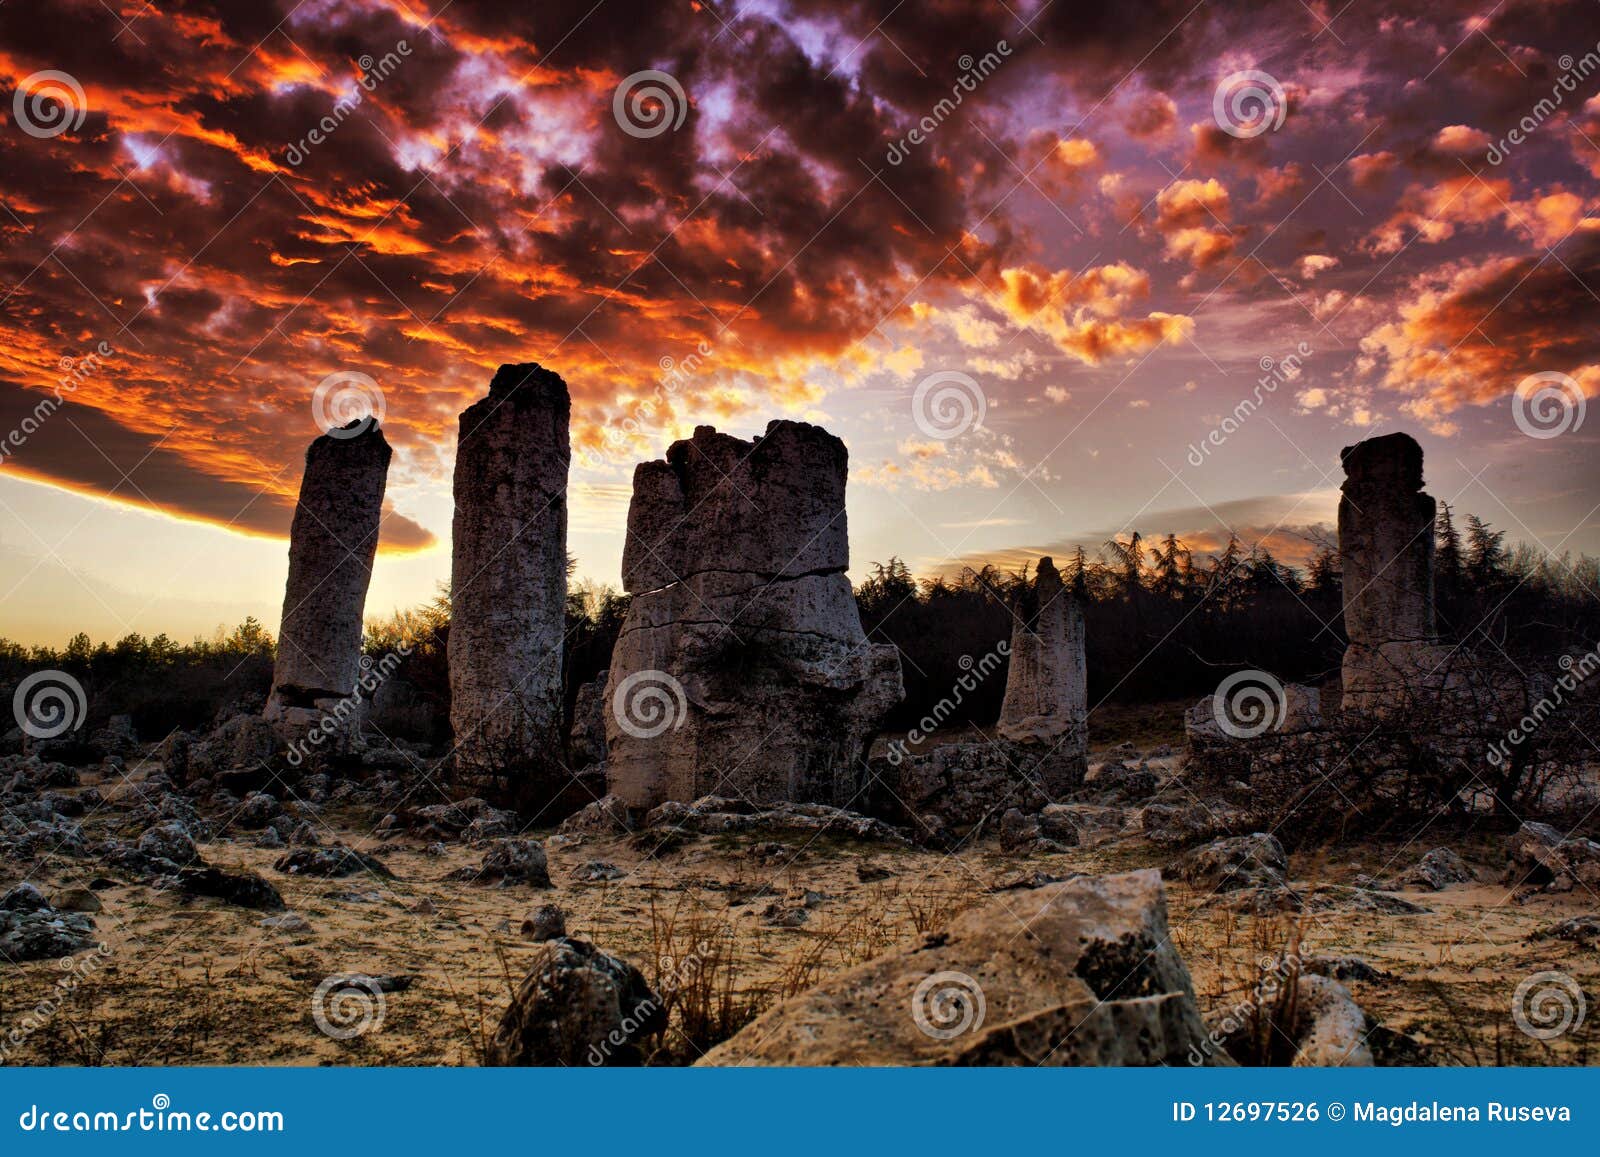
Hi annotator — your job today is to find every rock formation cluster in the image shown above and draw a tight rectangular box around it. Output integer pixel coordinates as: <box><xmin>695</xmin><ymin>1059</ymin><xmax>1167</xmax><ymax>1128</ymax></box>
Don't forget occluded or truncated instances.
<box><xmin>264</xmin><ymin>423</ymin><xmax>391</xmax><ymax>746</ymax></box>
<box><xmin>448</xmin><ymin>364</ymin><xmax>571</xmax><ymax>781</ymax></box>
<box><xmin>602</xmin><ymin>421</ymin><xmax>903</xmax><ymax>810</ymax></box>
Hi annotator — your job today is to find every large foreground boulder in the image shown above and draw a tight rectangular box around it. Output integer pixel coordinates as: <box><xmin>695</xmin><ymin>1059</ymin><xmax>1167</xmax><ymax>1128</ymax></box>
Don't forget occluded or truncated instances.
<box><xmin>697</xmin><ymin>869</ymin><xmax>1215</xmax><ymax>1066</ymax></box>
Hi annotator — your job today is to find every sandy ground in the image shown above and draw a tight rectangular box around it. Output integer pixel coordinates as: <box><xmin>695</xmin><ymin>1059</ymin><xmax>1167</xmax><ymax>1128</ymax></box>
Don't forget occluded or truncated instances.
<box><xmin>2</xmin><ymin>756</ymin><xmax>1596</xmax><ymax>1067</ymax></box>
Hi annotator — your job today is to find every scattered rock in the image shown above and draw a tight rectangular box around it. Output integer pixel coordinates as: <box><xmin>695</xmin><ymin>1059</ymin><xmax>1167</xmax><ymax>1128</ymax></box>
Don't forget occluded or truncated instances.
<box><xmin>1174</xmin><ymin>833</ymin><xmax>1288</xmax><ymax>893</ymax></box>
<box><xmin>451</xmin><ymin>839</ymin><xmax>551</xmax><ymax>887</ymax></box>
<box><xmin>698</xmin><ymin>869</ymin><xmax>1216</xmax><ymax>1066</ymax></box>
<box><xmin>0</xmin><ymin>906</ymin><xmax>98</xmax><ymax>962</ymax></box>
<box><xmin>486</xmin><ymin>938</ymin><xmax>665</xmax><ymax>1066</ymax></box>
<box><xmin>50</xmin><ymin>887</ymin><xmax>102</xmax><ymax>913</ymax></box>
<box><xmin>274</xmin><ymin>846</ymin><xmax>393</xmax><ymax>879</ymax></box>
<box><xmin>1529</xmin><ymin>915</ymin><xmax>1600</xmax><ymax>947</ymax></box>
<box><xmin>1305</xmin><ymin>885</ymin><xmax>1429</xmax><ymax>915</ymax></box>
<box><xmin>557</xmin><ymin>795</ymin><xmax>633</xmax><ymax>837</ymax></box>
<box><xmin>1504</xmin><ymin>821</ymin><xmax>1600</xmax><ymax>892</ymax></box>
<box><xmin>571</xmin><ymin>861</ymin><xmax>626</xmax><ymax>883</ymax></box>
<box><xmin>1291</xmin><ymin>975</ymin><xmax>1373</xmax><ymax>1066</ymax></box>
<box><xmin>136</xmin><ymin>820</ymin><xmax>201</xmax><ymax>868</ymax></box>
<box><xmin>258</xmin><ymin>912</ymin><xmax>310</xmax><ymax>932</ymax></box>
<box><xmin>1305</xmin><ymin>955</ymin><xmax>1392</xmax><ymax>983</ymax></box>
<box><xmin>998</xmin><ymin>807</ymin><xmax>1079</xmax><ymax>853</ymax></box>
<box><xmin>856</xmin><ymin>862</ymin><xmax>894</xmax><ymax>883</ymax></box>
<box><xmin>1398</xmin><ymin>847</ymin><xmax>1475</xmax><ymax>891</ymax></box>
<box><xmin>521</xmin><ymin>904</ymin><xmax>567</xmax><ymax>941</ymax></box>
<box><xmin>177</xmin><ymin>868</ymin><xmax>285</xmax><ymax>910</ymax></box>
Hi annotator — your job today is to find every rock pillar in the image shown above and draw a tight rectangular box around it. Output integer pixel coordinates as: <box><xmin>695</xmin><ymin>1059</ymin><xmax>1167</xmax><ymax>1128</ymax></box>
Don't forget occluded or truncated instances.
<box><xmin>996</xmin><ymin>556</ymin><xmax>1088</xmax><ymax>789</ymax></box>
<box><xmin>265</xmin><ymin>423</ymin><xmax>391</xmax><ymax>745</ymax></box>
<box><xmin>448</xmin><ymin>364</ymin><xmax>570</xmax><ymax>779</ymax></box>
<box><xmin>1338</xmin><ymin>432</ymin><xmax>1438</xmax><ymax>714</ymax></box>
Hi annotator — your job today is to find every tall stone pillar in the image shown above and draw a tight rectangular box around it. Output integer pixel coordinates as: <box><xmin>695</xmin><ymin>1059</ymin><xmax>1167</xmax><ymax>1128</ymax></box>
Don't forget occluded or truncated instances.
<box><xmin>996</xmin><ymin>556</ymin><xmax>1088</xmax><ymax>789</ymax></box>
<box><xmin>1338</xmin><ymin>432</ymin><xmax>1438</xmax><ymax>714</ymax></box>
<box><xmin>265</xmin><ymin>422</ymin><xmax>391</xmax><ymax>744</ymax></box>
<box><xmin>448</xmin><ymin>363</ymin><xmax>570</xmax><ymax>780</ymax></box>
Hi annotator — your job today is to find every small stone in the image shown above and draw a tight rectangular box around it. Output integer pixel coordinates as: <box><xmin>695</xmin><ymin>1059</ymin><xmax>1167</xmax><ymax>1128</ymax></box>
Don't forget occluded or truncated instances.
<box><xmin>570</xmin><ymin>861</ymin><xmax>627</xmax><ymax>883</ymax></box>
<box><xmin>521</xmin><ymin>904</ymin><xmax>567</xmax><ymax>941</ymax></box>
<box><xmin>259</xmin><ymin>912</ymin><xmax>310</xmax><ymax>932</ymax></box>
<box><xmin>51</xmin><ymin>888</ymin><xmax>102</xmax><ymax>913</ymax></box>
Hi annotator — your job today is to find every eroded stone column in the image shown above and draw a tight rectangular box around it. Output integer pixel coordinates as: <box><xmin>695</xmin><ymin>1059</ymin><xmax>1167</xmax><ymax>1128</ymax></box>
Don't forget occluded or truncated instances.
<box><xmin>1338</xmin><ymin>431</ymin><xmax>1438</xmax><ymax>714</ymax></box>
<box><xmin>996</xmin><ymin>556</ymin><xmax>1088</xmax><ymax>789</ymax></box>
<box><xmin>604</xmin><ymin>421</ymin><xmax>903</xmax><ymax>809</ymax></box>
<box><xmin>448</xmin><ymin>364</ymin><xmax>570</xmax><ymax>779</ymax></box>
<box><xmin>265</xmin><ymin>423</ymin><xmax>391</xmax><ymax>745</ymax></box>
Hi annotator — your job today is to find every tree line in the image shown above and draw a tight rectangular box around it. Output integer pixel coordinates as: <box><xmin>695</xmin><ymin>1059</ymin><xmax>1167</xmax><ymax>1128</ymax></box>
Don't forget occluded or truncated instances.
<box><xmin>4</xmin><ymin>506</ymin><xmax>1597</xmax><ymax>745</ymax></box>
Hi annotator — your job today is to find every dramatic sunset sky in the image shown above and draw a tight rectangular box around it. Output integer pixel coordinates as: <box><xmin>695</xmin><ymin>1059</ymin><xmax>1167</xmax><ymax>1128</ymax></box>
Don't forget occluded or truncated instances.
<box><xmin>2</xmin><ymin>0</ymin><xmax>1598</xmax><ymax>646</ymax></box>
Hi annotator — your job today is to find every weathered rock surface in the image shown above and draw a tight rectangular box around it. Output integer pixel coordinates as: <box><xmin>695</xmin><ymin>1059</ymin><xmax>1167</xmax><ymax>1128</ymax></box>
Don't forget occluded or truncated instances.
<box><xmin>1290</xmin><ymin>974</ymin><xmax>1374</xmax><ymax>1066</ymax></box>
<box><xmin>274</xmin><ymin>846</ymin><xmax>392</xmax><ymax>879</ymax></box>
<box><xmin>264</xmin><ymin>423</ymin><xmax>390</xmax><ymax>747</ymax></box>
<box><xmin>996</xmin><ymin>557</ymin><xmax>1087</xmax><ymax>791</ymax></box>
<box><xmin>604</xmin><ymin>422</ymin><xmax>902</xmax><ymax>809</ymax></box>
<box><xmin>886</xmin><ymin>739</ymin><xmax>1063</xmax><ymax>832</ymax></box>
<box><xmin>1338</xmin><ymin>433</ymin><xmax>1439</xmax><ymax>715</ymax></box>
<box><xmin>1174</xmin><ymin>833</ymin><xmax>1288</xmax><ymax>893</ymax></box>
<box><xmin>1397</xmin><ymin>847</ymin><xmax>1475</xmax><ymax>891</ymax></box>
<box><xmin>639</xmin><ymin>795</ymin><xmax>909</xmax><ymax>845</ymax></box>
<box><xmin>1504</xmin><ymin>820</ymin><xmax>1600</xmax><ymax>892</ymax></box>
<box><xmin>569</xmin><ymin>670</ymin><xmax>609</xmax><ymax>767</ymax></box>
<box><xmin>697</xmin><ymin>869</ymin><xmax>1216</xmax><ymax>1066</ymax></box>
<box><xmin>0</xmin><ymin>884</ymin><xmax>99</xmax><ymax>962</ymax></box>
<box><xmin>452</xmin><ymin>839</ymin><xmax>552</xmax><ymax>887</ymax></box>
<box><xmin>174</xmin><ymin>867</ymin><xmax>285</xmax><ymax>910</ymax></box>
<box><xmin>448</xmin><ymin>364</ymin><xmax>570</xmax><ymax>781</ymax></box>
<box><xmin>487</xmin><ymin>938</ymin><xmax>665</xmax><ymax>1066</ymax></box>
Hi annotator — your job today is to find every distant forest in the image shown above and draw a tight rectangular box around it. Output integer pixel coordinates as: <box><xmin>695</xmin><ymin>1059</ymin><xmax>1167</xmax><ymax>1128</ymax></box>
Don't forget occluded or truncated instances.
<box><xmin>4</xmin><ymin>505</ymin><xmax>1598</xmax><ymax>746</ymax></box>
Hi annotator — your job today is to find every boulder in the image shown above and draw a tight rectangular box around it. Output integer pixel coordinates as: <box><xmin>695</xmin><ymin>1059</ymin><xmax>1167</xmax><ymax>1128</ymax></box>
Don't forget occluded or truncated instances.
<box><xmin>136</xmin><ymin>820</ymin><xmax>201</xmax><ymax>868</ymax></box>
<box><xmin>274</xmin><ymin>846</ymin><xmax>392</xmax><ymax>878</ymax></box>
<box><xmin>1397</xmin><ymin>847</ymin><xmax>1475</xmax><ymax>891</ymax></box>
<box><xmin>1290</xmin><ymin>975</ymin><xmax>1373</xmax><ymax>1066</ymax></box>
<box><xmin>487</xmin><ymin>938</ymin><xmax>665</xmax><ymax>1066</ymax></box>
<box><xmin>697</xmin><ymin>869</ymin><xmax>1216</xmax><ymax>1066</ymax></box>
<box><xmin>452</xmin><ymin>839</ymin><xmax>551</xmax><ymax>887</ymax></box>
<box><xmin>1174</xmin><ymin>833</ymin><xmax>1288</xmax><ymax>893</ymax></box>
<box><xmin>176</xmin><ymin>868</ymin><xmax>285</xmax><ymax>910</ymax></box>
<box><xmin>1504</xmin><ymin>821</ymin><xmax>1600</xmax><ymax>892</ymax></box>
<box><xmin>522</xmin><ymin>904</ymin><xmax>567</xmax><ymax>941</ymax></box>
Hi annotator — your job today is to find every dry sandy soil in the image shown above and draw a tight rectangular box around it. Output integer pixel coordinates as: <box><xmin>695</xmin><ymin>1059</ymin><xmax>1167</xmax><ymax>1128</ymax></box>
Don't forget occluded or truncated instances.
<box><xmin>2</xmin><ymin>750</ymin><xmax>1596</xmax><ymax>1067</ymax></box>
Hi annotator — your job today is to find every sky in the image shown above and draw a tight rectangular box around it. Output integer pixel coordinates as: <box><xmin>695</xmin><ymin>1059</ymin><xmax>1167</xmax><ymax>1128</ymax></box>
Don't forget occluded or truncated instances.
<box><xmin>1</xmin><ymin>0</ymin><xmax>1598</xmax><ymax>647</ymax></box>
